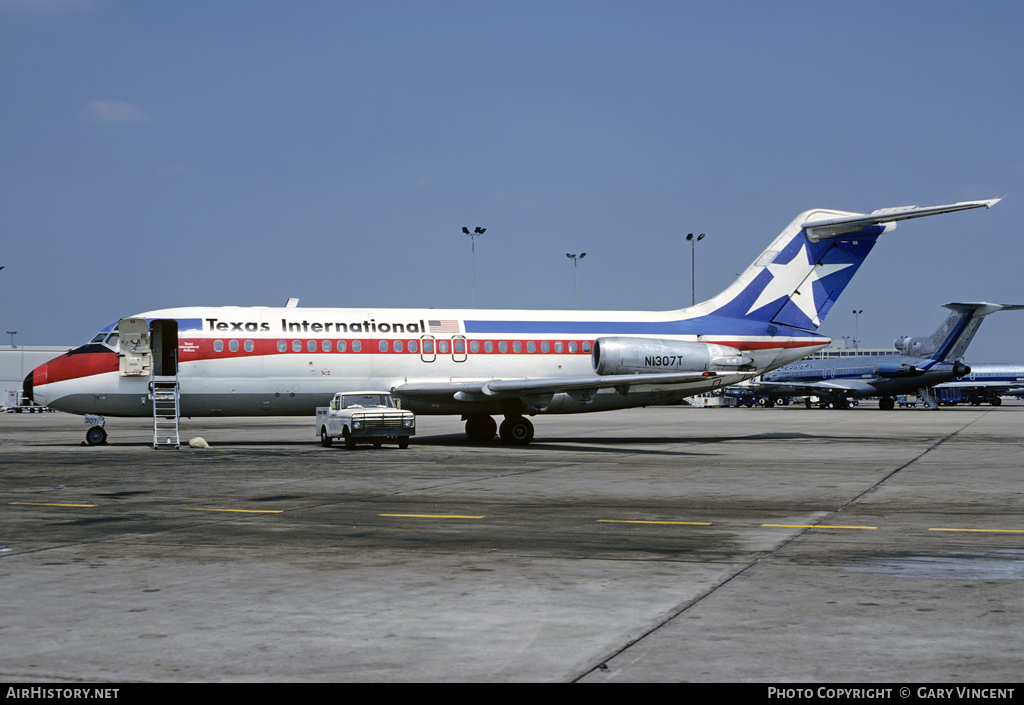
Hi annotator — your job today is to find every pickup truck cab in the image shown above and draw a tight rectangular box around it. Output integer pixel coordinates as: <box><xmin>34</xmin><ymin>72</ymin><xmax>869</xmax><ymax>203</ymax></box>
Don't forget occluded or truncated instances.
<box><xmin>316</xmin><ymin>391</ymin><xmax>415</xmax><ymax>449</ymax></box>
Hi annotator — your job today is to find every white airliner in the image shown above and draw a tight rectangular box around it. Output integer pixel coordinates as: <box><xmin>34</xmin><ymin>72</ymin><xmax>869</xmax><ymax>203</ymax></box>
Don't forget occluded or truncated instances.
<box><xmin>25</xmin><ymin>198</ymin><xmax>999</xmax><ymax>445</ymax></box>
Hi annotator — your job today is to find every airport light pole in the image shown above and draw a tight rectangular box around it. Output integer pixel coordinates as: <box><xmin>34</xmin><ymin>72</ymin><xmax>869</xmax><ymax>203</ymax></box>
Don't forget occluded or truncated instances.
<box><xmin>686</xmin><ymin>233</ymin><xmax>705</xmax><ymax>306</ymax></box>
<box><xmin>462</xmin><ymin>227</ymin><xmax>486</xmax><ymax>307</ymax></box>
<box><xmin>566</xmin><ymin>253</ymin><xmax>586</xmax><ymax>308</ymax></box>
<box><xmin>853</xmin><ymin>309</ymin><xmax>863</xmax><ymax>349</ymax></box>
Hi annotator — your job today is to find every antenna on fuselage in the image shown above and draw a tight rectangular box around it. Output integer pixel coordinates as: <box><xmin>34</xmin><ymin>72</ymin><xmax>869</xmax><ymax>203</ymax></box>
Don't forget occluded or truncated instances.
<box><xmin>285</xmin><ymin>298</ymin><xmax>299</xmax><ymax>308</ymax></box>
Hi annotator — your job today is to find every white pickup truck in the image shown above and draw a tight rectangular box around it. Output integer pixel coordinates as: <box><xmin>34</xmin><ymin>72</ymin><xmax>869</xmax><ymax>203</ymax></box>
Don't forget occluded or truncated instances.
<box><xmin>316</xmin><ymin>391</ymin><xmax>415</xmax><ymax>449</ymax></box>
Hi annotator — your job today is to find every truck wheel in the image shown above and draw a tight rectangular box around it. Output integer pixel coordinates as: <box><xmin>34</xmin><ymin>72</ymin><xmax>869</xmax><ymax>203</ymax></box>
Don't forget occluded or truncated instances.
<box><xmin>398</xmin><ymin>437</ymin><xmax>409</xmax><ymax>449</ymax></box>
<box><xmin>344</xmin><ymin>431</ymin><xmax>356</xmax><ymax>450</ymax></box>
<box><xmin>320</xmin><ymin>427</ymin><xmax>332</xmax><ymax>447</ymax></box>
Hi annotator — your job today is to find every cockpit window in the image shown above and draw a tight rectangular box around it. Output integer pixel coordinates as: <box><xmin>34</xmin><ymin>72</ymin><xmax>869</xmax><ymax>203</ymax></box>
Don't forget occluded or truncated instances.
<box><xmin>89</xmin><ymin>331</ymin><xmax>120</xmax><ymax>351</ymax></box>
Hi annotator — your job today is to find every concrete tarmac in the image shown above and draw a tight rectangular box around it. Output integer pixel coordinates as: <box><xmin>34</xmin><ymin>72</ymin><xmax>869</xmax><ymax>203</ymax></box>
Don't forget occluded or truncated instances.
<box><xmin>1</xmin><ymin>403</ymin><xmax>1022</xmax><ymax>683</ymax></box>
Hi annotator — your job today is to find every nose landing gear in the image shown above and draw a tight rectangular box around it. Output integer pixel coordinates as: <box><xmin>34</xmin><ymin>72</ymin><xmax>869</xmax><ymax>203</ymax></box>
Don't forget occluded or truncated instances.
<box><xmin>85</xmin><ymin>426</ymin><xmax>108</xmax><ymax>445</ymax></box>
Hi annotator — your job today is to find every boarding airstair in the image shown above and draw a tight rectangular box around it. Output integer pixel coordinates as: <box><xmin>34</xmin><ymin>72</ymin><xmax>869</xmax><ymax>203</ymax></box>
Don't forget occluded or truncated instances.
<box><xmin>916</xmin><ymin>386</ymin><xmax>939</xmax><ymax>411</ymax></box>
<box><xmin>151</xmin><ymin>352</ymin><xmax>181</xmax><ymax>449</ymax></box>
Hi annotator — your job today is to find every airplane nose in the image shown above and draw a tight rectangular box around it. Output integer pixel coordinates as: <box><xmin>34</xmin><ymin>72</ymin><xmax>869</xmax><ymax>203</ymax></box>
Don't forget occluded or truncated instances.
<box><xmin>23</xmin><ymin>370</ymin><xmax>36</xmax><ymax>405</ymax></box>
<box><xmin>25</xmin><ymin>348</ymin><xmax>118</xmax><ymax>410</ymax></box>
<box><xmin>24</xmin><ymin>362</ymin><xmax>49</xmax><ymax>405</ymax></box>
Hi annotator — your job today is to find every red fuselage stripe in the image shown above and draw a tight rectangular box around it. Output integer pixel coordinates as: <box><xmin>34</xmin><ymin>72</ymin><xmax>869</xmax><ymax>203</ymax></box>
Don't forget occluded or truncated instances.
<box><xmin>35</xmin><ymin>336</ymin><xmax>826</xmax><ymax>385</ymax></box>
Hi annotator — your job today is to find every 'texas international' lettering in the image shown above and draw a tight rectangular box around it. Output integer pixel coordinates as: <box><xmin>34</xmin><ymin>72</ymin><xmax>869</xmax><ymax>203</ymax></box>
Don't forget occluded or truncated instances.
<box><xmin>204</xmin><ymin>318</ymin><xmax>429</xmax><ymax>335</ymax></box>
<box><xmin>205</xmin><ymin>319</ymin><xmax>270</xmax><ymax>333</ymax></box>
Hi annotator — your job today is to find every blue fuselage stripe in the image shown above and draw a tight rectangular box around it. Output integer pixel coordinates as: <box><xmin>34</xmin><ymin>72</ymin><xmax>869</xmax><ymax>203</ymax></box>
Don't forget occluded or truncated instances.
<box><xmin>463</xmin><ymin>316</ymin><xmax>819</xmax><ymax>338</ymax></box>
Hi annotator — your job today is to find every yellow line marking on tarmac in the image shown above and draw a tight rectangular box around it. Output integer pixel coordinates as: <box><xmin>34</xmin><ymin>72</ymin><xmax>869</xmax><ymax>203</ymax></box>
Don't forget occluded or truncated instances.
<box><xmin>188</xmin><ymin>508</ymin><xmax>283</xmax><ymax>514</ymax></box>
<box><xmin>763</xmin><ymin>524</ymin><xmax>877</xmax><ymax>530</ymax></box>
<box><xmin>379</xmin><ymin>514</ymin><xmax>484</xmax><ymax>519</ymax></box>
<box><xmin>598</xmin><ymin>519</ymin><xmax>712</xmax><ymax>526</ymax></box>
<box><xmin>928</xmin><ymin>527</ymin><xmax>1024</xmax><ymax>534</ymax></box>
<box><xmin>10</xmin><ymin>502</ymin><xmax>98</xmax><ymax>508</ymax></box>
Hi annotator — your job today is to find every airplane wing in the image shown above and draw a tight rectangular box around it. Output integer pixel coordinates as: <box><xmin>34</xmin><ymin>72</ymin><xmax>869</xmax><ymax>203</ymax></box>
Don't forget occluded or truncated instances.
<box><xmin>393</xmin><ymin>371</ymin><xmax>723</xmax><ymax>401</ymax></box>
<box><xmin>802</xmin><ymin>198</ymin><xmax>1002</xmax><ymax>240</ymax></box>
<box><xmin>745</xmin><ymin>379</ymin><xmax>879</xmax><ymax>397</ymax></box>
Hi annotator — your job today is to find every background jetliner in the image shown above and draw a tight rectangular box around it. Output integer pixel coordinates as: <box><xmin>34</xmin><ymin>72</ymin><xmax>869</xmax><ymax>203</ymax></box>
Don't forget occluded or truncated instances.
<box><xmin>929</xmin><ymin>363</ymin><xmax>1024</xmax><ymax>406</ymax></box>
<box><xmin>739</xmin><ymin>301</ymin><xmax>1022</xmax><ymax>409</ymax></box>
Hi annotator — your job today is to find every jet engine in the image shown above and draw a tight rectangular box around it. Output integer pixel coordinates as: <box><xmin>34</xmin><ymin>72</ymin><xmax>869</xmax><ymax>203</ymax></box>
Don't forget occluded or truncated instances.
<box><xmin>592</xmin><ymin>337</ymin><xmax>753</xmax><ymax>375</ymax></box>
<box><xmin>874</xmin><ymin>362</ymin><xmax>922</xmax><ymax>377</ymax></box>
<box><xmin>875</xmin><ymin>361</ymin><xmax>970</xmax><ymax>378</ymax></box>
<box><xmin>894</xmin><ymin>336</ymin><xmax>921</xmax><ymax>354</ymax></box>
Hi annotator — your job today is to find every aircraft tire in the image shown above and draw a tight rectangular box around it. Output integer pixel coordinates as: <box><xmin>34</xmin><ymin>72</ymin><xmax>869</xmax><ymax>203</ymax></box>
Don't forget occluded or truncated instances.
<box><xmin>465</xmin><ymin>415</ymin><xmax>497</xmax><ymax>442</ymax></box>
<box><xmin>320</xmin><ymin>427</ymin><xmax>333</xmax><ymax>447</ymax></box>
<box><xmin>499</xmin><ymin>417</ymin><xmax>534</xmax><ymax>445</ymax></box>
<box><xmin>85</xmin><ymin>426</ymin><xmax>107</xmax><ymax>446</ymax></box>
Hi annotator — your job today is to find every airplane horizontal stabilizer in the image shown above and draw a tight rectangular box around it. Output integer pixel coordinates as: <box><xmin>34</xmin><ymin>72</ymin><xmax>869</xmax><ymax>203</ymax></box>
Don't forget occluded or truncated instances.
<box><xmin>802</xmin><ymin>198</ymin><xmax>1001</xmax><ymax>240</ymax></box>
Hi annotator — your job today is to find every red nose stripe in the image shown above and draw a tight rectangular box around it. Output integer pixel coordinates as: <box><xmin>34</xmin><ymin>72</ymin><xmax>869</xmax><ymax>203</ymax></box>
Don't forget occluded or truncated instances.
<box><xmin>36</xmin><ymin>350</ymin><xmax>118</xmax><ymax>386</ymax></box>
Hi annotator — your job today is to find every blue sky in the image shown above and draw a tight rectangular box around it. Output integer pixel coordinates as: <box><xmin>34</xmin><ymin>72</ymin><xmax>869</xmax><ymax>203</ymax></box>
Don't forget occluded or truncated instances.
<box><xmin>2</xmin><ymin>0</ymin><xmax>1022</xmax><ymax>361</ymax></box>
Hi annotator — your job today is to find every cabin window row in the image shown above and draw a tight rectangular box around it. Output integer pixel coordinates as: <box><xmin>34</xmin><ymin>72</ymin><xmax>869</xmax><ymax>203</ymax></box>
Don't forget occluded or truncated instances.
<box><xmin>209</xmin><ymin>339</ymin><xmax>592</xmax><ymax>354</ymax></box>
<box><xmin>211</xmin><ymin>340</ymin><xmax>256</xmax><ymax>353</ymax></box>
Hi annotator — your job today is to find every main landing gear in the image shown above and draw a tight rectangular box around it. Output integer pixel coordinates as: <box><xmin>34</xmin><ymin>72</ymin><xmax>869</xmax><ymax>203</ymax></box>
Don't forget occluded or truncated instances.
<box><xmin>464</xmin><ymin>414</ymin><xmax>534</xmax><ymax>445</ymax></box>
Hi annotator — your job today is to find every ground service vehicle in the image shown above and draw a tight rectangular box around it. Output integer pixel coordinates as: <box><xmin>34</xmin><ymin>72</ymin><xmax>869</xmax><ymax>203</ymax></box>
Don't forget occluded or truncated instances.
<box><xmin>316</xmin><ymin>391</ymin><xmax>414</xmax><ymax>449</ymax></box>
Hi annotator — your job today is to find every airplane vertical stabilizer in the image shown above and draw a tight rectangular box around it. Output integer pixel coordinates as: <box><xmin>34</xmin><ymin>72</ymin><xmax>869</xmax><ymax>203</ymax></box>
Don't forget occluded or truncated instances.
<box><xmin>895</xmin><ymin>303</ymin><xmax>1024</xmax><ymax>362</ymax></box>
<box><xmin>697</xmin><ymin>199</ymin><xmax>1001</xmax><ymax>333</ymax></box>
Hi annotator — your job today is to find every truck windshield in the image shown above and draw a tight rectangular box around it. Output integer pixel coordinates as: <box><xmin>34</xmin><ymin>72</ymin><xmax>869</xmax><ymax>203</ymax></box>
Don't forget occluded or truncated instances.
<box><xmin>343</xmin><ymin>394</ymin><xmax>394</xmax><ymax>409</ymax></box>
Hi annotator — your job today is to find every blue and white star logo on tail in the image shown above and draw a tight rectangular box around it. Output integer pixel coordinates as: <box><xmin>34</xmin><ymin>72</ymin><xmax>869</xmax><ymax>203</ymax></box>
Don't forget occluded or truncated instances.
<box><xmin>745</xmin><ymin>243</ymin><xmax>853</xmax><ymax>327</ymax></box>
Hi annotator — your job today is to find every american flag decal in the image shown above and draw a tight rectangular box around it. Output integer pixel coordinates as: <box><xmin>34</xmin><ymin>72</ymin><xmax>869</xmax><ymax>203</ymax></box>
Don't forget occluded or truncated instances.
<box><xmin>428</xmin><ymin>319</ymin><xmax>461</xmax><ymax>334</ymax></box>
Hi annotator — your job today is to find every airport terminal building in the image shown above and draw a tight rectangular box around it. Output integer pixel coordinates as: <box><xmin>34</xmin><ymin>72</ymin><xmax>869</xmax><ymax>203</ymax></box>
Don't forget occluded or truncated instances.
<box><xmin>1</xmin><ymin>345</ymin><xmax>71</xmax><ymax>409</ymax></box>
